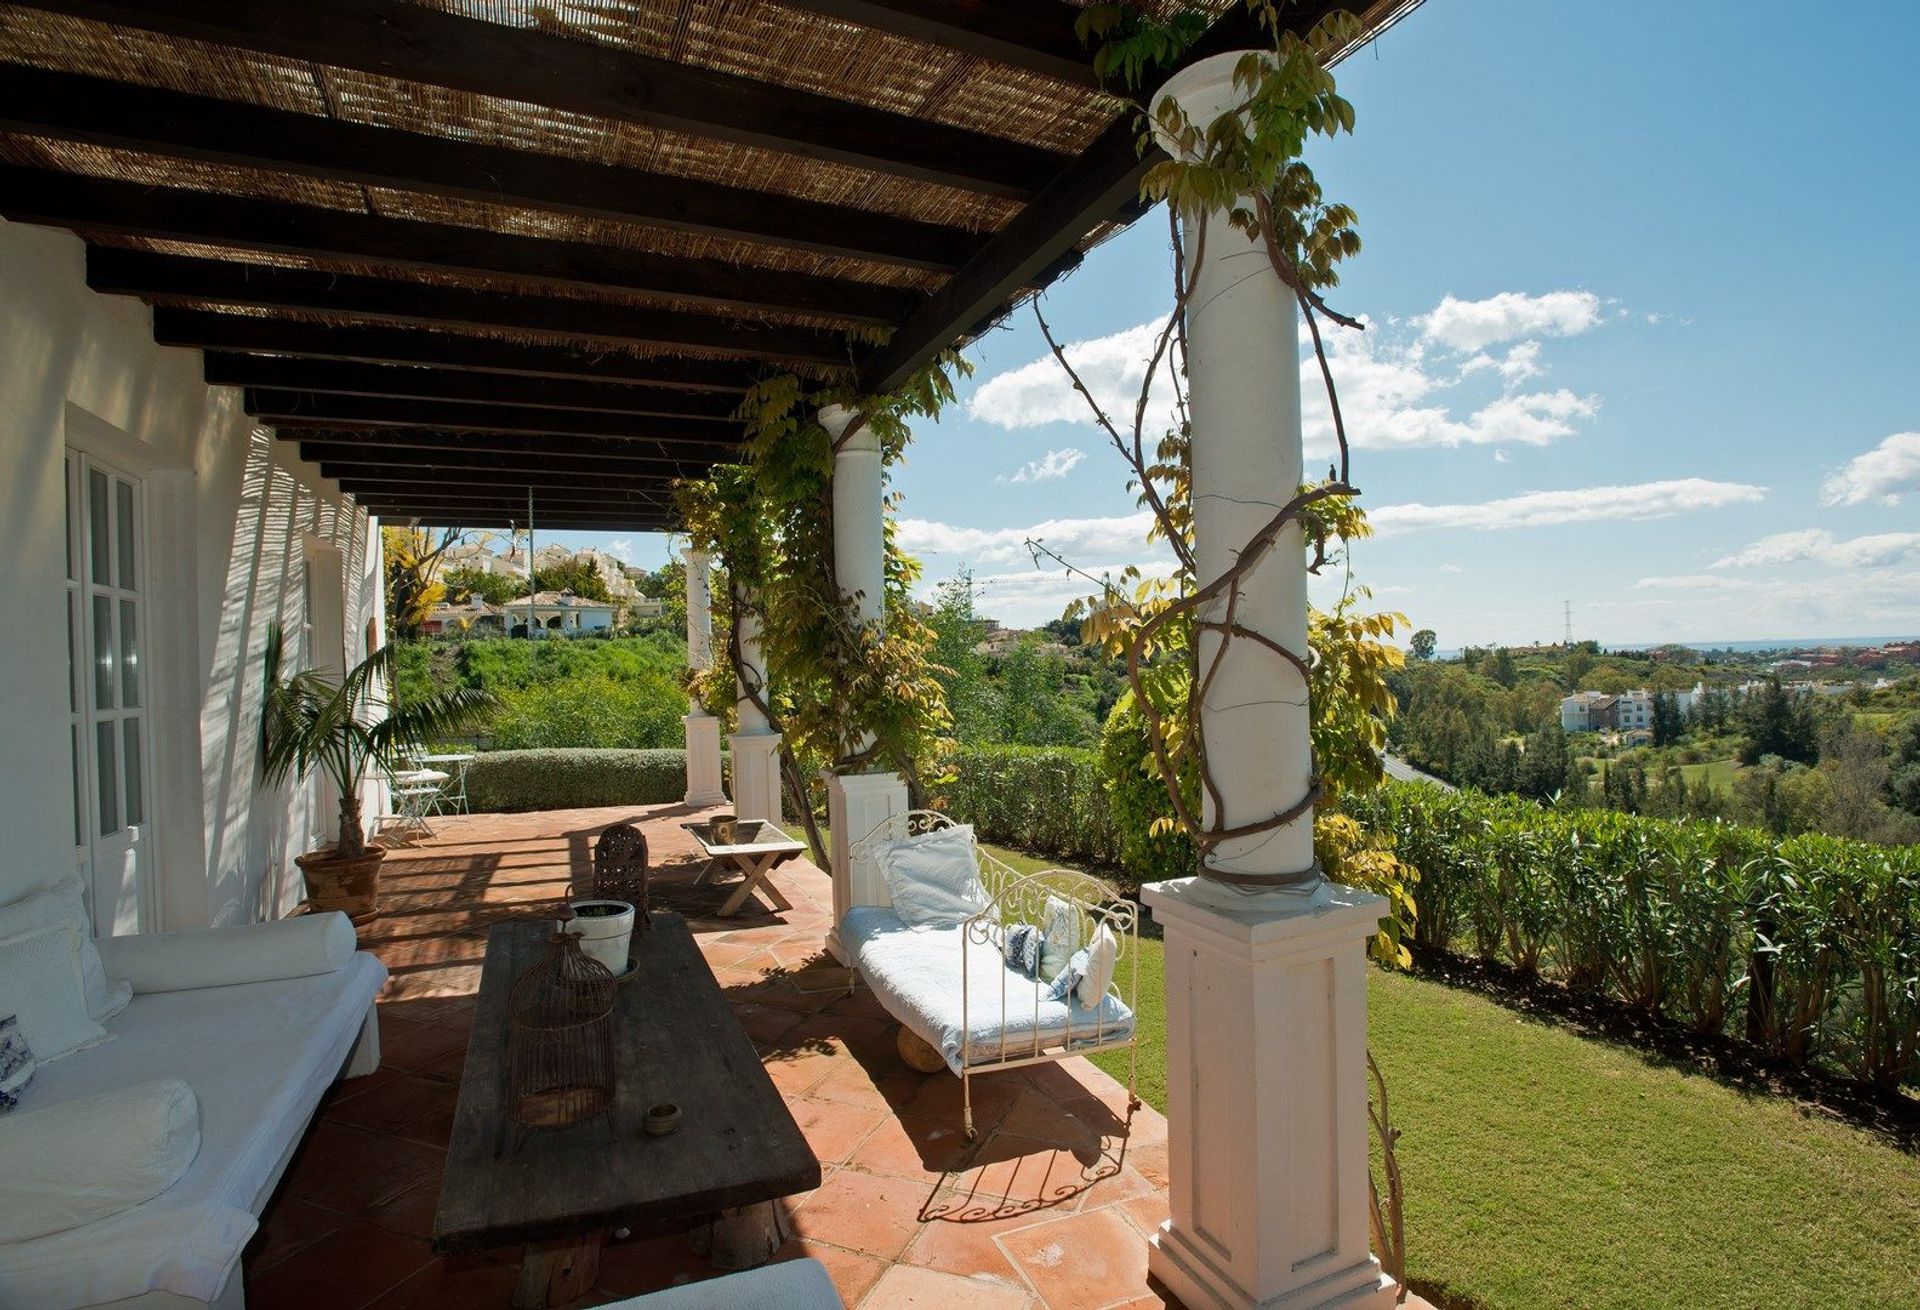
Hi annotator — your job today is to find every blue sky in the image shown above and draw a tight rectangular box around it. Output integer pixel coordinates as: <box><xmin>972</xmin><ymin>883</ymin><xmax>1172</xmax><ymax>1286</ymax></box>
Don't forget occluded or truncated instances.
<box><xmin>544</xmin><ymin>0</ymin><xmax>1920</xmax><ymax>648</ymax></box>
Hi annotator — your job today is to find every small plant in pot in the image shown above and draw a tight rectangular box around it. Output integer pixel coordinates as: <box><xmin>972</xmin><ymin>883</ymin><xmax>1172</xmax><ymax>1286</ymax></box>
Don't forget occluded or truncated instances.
<box><xmin>260</xmin><ymin>625</ymin><xmax>493</xmax><ymax>925</ymax></box>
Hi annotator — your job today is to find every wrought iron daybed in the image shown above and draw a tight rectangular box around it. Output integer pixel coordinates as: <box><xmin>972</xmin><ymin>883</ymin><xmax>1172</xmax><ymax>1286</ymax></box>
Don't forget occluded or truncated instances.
<box><xmin>845</xmin><ymin>811</ymin><xmax>1141</xmax><ymax>1138</ymax></box>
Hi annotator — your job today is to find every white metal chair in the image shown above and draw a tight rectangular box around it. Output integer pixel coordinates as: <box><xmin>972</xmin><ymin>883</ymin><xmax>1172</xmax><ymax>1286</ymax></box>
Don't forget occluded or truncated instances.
<box><xmin>373</xmin><ymin>765</ymin><xmax>447</xmax><ymax>841</ymax></box>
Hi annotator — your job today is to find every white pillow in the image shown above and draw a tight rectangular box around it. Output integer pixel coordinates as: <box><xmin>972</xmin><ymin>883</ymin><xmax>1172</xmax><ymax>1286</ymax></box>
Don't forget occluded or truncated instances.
<box><xmin>1075</xmin><ymin>923</ymin><xmax>1120</xmax><ymax>1010</ymax></box>
<box><xmin>877</xmin><ymin>825</ymin><xmax>990</xmax><ymax>927</ymax></box>
<box><xmin>1038</xmin><ymin>895</ymin><xmax>1082</xmax><ymax>980</ymax></box>
<box><xmin>0</xmin><ymin>1078</ymin><xmax>201</xmax><ymax>1242</ymax></box>
<box><xmin>0</xmin><ymin>925</ymin><xmax>106</xmax><ymax>1063</ymax></box>
<box><xmin>0</xmin><ymin>878</ymin><xmax>130</xmax><ymax>1023</ymax></box>
<box><xmin>96</xmin><ymin>911</ymin><xmax>357</xmax><ymax>994</ymax></box>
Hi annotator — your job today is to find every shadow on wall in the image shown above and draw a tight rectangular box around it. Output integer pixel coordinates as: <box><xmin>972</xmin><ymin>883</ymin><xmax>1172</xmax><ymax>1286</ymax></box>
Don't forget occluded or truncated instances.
<box><xmin>198</xmin><ymin>424</ymin><xmax>368</xmax><ymax>927</ymax></box>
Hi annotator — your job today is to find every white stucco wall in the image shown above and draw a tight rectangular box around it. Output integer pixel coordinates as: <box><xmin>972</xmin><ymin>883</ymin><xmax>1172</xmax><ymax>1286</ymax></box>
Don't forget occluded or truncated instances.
<box><xmin>0</xmin><ymin>220</ymin><xmax>382</xmax><ymax>931</ymax></box>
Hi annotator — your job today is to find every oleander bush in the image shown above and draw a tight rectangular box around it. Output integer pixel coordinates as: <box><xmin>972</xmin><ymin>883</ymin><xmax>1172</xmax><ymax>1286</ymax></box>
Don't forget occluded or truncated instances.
<box><xmin>1346</xmin><ymin>782</ymin><xmax>1920</xmax><ymax>1087</ymax></box>
<box><xmin>934</xmin><ymin>745</ymin><xmax>1125</xmax><ymax>872</ymax></box>
<box><xmin>466</xmin><ymin>748</ymin><xmax>698</xmax><ymax>813</ymax></box>
<box><xmin>486</xmin><ymin>672</ymin><xmax>687</xmax><ymax>751</ymax></box>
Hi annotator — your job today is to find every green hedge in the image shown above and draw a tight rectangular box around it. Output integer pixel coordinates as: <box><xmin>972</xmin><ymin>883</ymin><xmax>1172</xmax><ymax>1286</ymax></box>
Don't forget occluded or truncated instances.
<box><xmin>466</xmin><ymin>748</ymin><xmax>706</xmax><ymax>813</ymax></box>
<box><xmin>934</xmin><ymin>745</ymin><xmax>1125</xmax><ymax>872</ymax></box>
<box><xmin>1347</xmin><ymin>782</ymin><xmax>1920</xmax><ymax>1088</ymax></box>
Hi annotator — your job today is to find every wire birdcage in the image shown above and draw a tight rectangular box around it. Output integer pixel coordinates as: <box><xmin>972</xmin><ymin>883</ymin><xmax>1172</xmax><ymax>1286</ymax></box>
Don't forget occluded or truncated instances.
<box><xmin>593</xmin><ymin>821</ymin><xmax>651</xmax><ymax>923</ymax></box>
<box><xmin>507</xmin><ymin>930</ymin><xmax>616</xmax><ymax>1130</ymax></box>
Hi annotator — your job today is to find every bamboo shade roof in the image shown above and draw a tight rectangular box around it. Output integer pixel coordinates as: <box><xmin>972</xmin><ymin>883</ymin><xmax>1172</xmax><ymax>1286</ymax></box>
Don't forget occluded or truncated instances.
<box><xmin>0</xmin><ymin>0</ymin><xmax>1421</xmax><ymax>529</ymax></box>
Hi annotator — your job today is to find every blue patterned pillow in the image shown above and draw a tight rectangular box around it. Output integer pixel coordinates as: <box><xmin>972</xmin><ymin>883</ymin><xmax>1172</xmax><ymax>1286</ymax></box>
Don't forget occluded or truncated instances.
<box><xmin>1001</xmin><ymin>923</ymin><xmax>1045</xmax><ymax>977</ymax></box>
<box><xmin>0</xmin><ymin>1014</ymin><xmax>34</xmax><ymax>1113</ymax></box>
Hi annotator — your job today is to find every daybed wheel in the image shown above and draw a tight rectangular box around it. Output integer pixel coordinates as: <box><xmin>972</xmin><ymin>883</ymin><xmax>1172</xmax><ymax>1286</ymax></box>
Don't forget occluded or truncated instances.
<box><xmin>895</xmin><ymin>1025</ymin><xmax>946</xmax><ymax>1074</ymax></box>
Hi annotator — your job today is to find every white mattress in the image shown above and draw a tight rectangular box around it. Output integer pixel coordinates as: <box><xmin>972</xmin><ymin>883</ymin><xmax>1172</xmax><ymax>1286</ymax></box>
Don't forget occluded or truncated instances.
<box><xmin>0</xmin><ymin>951</ymin><xmax>387</xmax><ymax>1309</ymax></box>
<box><xmin>843</xmin><ymin>907</ymin><xmax>1134</xmax><ymax>1077</ymax></box>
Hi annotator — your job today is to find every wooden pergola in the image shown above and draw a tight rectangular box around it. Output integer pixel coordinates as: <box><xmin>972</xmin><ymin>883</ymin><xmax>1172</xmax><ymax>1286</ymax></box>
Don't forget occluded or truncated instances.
<box><xmin>0</xmin><ymin>0</ymin><xmax>1415</xmax><ymax>532</ymax></box>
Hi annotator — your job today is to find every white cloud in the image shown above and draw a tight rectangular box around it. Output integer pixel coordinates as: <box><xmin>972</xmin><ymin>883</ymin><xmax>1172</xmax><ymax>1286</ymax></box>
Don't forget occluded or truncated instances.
<box><xmin>1000</xmin><ymin>447</ymin><xmax>1086</xmax><ymax>484</ymax></box>
<box><xmin>1620</xmin><ymin>569</ymin><xmax>1920</xmax><ymax>633</ymax></box>
<box><xmin>1298</xmin><ymin>321</ymin><xmax>1597</xmax><ymax>457</ymax></box>
<box><xmin>966</xmin><ymin>319</ymin><xmax>1172</xmax><ymax>431</ymax></box>
<box><xmin>965</xmin><ymin>296</ymin><xmax>1607</xmax><ymax>460</ymax></box>
<box><xmin>1713</xmin><ymin>528</ymin><xmax>1920</xmax><ymax>569</ymax></box>
<box><xmin>1371</xmin><ymin>478</ymin><xmax>1766</xmax><ymax>535</ymax></box>
<box><xmin>1418</xmin><ymin>290</ymin><xmax>1603</xmax><ymax>352</ymax></box>
<box><xmin>1820</xmin><ymin>432</ymin><xmax>1920</xmax><ymax>507</ymax></box>
<box><xmin>1440</xmin><ymin>564</ymin><xmax>1464</xmax><ymax>574</ymax></box>
<box><xmin>896</xmin><ymin>510</ymin><xmax>1161</xmax><ymax>568</ymax></box>
<box><xmin>604</xmin><ymin>537</ymin><xmax>633</xmax><ymax>562</ymax></box>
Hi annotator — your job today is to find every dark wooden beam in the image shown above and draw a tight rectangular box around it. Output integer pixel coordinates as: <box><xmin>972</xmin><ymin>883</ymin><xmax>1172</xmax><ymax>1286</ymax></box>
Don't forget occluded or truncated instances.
<box><xmin>17</xmin><ymin>0</ymin><xmax>1066</xmax><ymax>198</ymax></box>
<box><xmin>89</xmin><ymin>249</ymin><xmax>850</xmax><ymax>365</ymax></box>
<box><xmin>0</xmin><ymin>66</ymin><xmax>984</xmax><ymax>272</ymax></box>
<box><xmin>155</xmin><ymin>311</ymin><xmax>756</xmax><ymax>390</ymax></box>
<box><xmin>206</xmin><ymin>355</ymin><xmax>742</xmax><ymax>420</ymax></box>
<box><xmin>2</xmin><ymin>167</ymin><xmax>911</xmax><ymax>325</ymax></box>
<box><xmin>779</xmin><ymin>0</ymin><xmax>1098</xmax><ymax>87</ymax></box>
<box><xmin>856</xmin><ymin>2</ymin><xmax>1352</xmax><ymax>393</ymax></box>
<box><xmin>342</xmin><ymin>481</ymin><xmax>671</xmax><ymax>508</ymax></box>
<box><xmin>319</xmin><ymin>462</ymin><xmax>680</xmax><ymax>491</ymax></box>
<box><xmin>298</xmin><ymin>442</ymin><xmax>714</xmax><ymax>477</ymax></box>
<box><xmin>404</xmin><ymin>514</ymin><xmax>673</xmax><ymax>529</ymax></box>
<box><xmin>247</xmin><ymin>390</ymin><xmax>740</xmax><ymax>442</ymax></box>
<box><xmin>274</xmin><ymin>427</ymin><xmax>741</xmax><ymax>463</ymax></box>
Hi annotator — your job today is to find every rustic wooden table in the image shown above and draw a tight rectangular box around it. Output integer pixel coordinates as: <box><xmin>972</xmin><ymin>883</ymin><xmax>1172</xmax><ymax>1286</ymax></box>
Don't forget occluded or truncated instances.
<box><xmin>431</xmin><ymin>915</ymin><xmax>820</xmax><ymax>1308</ymax></box>
<box><xmin>680</xmin><ymin>819</ymin><xmax>807</xmax><ymax>917</ymax></box>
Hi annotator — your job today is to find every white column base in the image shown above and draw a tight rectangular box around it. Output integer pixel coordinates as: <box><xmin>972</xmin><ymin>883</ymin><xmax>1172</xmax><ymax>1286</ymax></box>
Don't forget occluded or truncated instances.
<box><xmin>729</xmin><ymin>730</ymin><xmax>784</xmax><ymax>824</ymax></box>
<box><xmin>1142</xmin><ymin>876</ymin><xmax>1396</xmax><ymax>1310</ymax></box>
<box><xmin>682</xmin><ymin>712</ymin><xmax>728</xmax><ymax>807</ymax></box>
<box><xmin>822</xmin><ymin>770</ymin><xmax>907</xmax><ymax>965</ymax></box>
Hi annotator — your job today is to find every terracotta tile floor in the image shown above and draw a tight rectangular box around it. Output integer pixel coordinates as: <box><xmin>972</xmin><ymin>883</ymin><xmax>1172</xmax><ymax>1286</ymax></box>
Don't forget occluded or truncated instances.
<box><xmin>247</xmin><ymin>803</ymin><xmax>1181</xmax><ymax>1310</ymax></box>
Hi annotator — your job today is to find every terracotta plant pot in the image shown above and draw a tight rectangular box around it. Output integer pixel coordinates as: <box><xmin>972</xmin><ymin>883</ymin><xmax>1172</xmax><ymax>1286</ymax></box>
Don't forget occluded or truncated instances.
<box><xmin>295</xmin><ymin>847</ymin><xmax>386</xmax><ymax>925</ymax></box>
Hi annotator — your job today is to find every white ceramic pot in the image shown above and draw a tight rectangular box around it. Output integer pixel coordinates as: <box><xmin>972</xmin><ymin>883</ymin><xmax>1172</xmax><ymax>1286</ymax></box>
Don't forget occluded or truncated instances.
<box><xmin>562</xmin><ymin>900</ymin><xmax>635</xmax><ymax>976</ymax></box>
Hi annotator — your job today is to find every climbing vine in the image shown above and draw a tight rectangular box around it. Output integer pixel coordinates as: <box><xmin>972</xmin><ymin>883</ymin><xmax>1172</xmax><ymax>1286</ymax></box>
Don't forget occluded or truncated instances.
<box><xmin>1023</xmin><ymin>2</ymin><xmax>1416</xmax><ymax>956</ymax></box>
<box><xmin>676</xmin><ymin>359</ymin><xmax>968</xmax><ymax>860</ymax></box>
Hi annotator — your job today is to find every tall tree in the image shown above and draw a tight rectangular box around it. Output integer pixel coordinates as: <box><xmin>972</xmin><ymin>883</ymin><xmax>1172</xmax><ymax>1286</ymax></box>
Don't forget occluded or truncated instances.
<box><xmin>1408</xmin><ymin>628</ymin><xmax>1437</xmax><ymax>661</ymax></box>
<box><xmin>382</xmin><ymin>526</ymin><xmax>463</xmax><ymax>641</ymax></box>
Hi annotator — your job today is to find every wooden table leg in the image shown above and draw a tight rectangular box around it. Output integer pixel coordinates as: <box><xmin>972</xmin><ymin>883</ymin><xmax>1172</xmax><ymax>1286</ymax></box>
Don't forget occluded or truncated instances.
<box><xmin>688</xmin><ymin>1200</ymin><xmax>790</xmax><ymax>1270</ymax></box>
<box><xmin>717</xmin><ymin>853</ymin><xmax>791</xmax><ymax>916</ymax></box>
<box><xmin>514</xmin><ymin>1231</ymin><xmax>603</xmax><ymax>1309</ymax></box>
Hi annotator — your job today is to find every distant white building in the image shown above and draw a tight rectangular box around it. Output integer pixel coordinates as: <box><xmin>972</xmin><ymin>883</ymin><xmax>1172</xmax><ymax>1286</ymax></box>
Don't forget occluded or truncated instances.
<box><xmin>505</xmin><ymin>591</ymin><xmax>616</xmax><ymax>635</ymax></box>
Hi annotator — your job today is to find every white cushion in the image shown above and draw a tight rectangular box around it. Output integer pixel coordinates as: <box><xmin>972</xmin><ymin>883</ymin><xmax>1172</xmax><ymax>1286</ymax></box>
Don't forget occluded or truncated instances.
<box><xmin>1076</xmin><ymin>923</ymin><xmax>1120</xmax><ymax>1010</ymax></box>
<box><xmin>96</xmin><ymin>912</ymin><xmax>357</xmax><ymax>993</ymax></box>
<box><xmin>0</xmin><ymin>925</ymin><xmax>105</xmax><ymax>1063</ymax></box>
<box><xmin>597</xmin><ymin>1256</ymin><xmax>844</xmax><ymax>1308</ymax></box>
<box><xmin>877</xmin><ymin>825</ymin><xmax>990</xmax><ymax>928</ymax></box>
<box><xmin>0</xmin><ymin>878</ymin><xmax>130</xmax><ymax>1024</ymax></box>
<box><xmin>0</xmin><ymin>952</ymin><xmax>387</xmax><ymax>1308</ymax></box>
<box><xmin>1038</xmin><ymin>894</ymin><xmax>1081</xmax><ymax>980</ymax></box>
<box><xmin>0</xmin><ymin>1078</ymin><xmax>200</xmax><ymax>1243</ymax></box>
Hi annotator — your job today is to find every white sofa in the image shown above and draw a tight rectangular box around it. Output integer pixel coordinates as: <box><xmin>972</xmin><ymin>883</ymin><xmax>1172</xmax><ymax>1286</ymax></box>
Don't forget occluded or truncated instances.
<box><xmin>0</xmin><ymin>914</ymin><xmax>386</xmax><ymax>1310</ymax></box>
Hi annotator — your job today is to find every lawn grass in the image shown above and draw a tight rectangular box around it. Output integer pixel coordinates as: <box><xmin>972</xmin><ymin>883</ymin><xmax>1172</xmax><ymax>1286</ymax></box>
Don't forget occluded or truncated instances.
<box><xmin>961</xmin><ymin>836</ymin><xmax>1920</xmax><ymax>1309</ymax></box>
<box><xmin>1675</xmin><ymin>755</ymin><xmax>1741</xmax><ymax>794</ymax></box>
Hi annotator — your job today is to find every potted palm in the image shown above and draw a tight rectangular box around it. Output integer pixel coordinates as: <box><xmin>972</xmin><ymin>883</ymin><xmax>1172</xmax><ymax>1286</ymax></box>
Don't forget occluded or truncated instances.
<box><xmin>261</xmin><ymin>625</ymin><xmax>493</xmax><ymax>924</ymax></box>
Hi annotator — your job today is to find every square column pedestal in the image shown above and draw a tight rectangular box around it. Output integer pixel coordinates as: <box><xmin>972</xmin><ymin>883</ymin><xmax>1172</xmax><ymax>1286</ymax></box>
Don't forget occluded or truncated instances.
<box><xmin>822</xmin><ymin>770</ymin><xmax>907</xmax><ymax>965</ymax></box>
<box><xmin>682</xmin><ymin>712</ymin><xmax>728</xmax><ymax>808</ymax></box>
<box><xmin>1141</xmin><ymin>877</ymin><xmax>1397</xmax><ymax>1310</ymax></box>
<box><xmin>728</xmin><ymin>730</ymin><xmax>783</xmax><ymax>824</ymax></box>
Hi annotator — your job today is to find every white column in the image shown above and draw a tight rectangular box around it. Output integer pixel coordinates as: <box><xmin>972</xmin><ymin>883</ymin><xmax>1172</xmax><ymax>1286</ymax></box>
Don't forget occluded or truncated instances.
<box><xmin>728</xmin><ymin>588</ymin><xmax>783</xmax><ymax>824</ymax></box>
<box><xmin>818</xmin><ymin>404</ymin><xmax>906</xmax><ymax>964</ymax></box>
<box><xmin>681</xmin><ymin>547</ymin><xmax>727</xmax><ymax>808</ymax></box>
<box><xmin>1140</xmin><ymin>51</ymin><xmax>1394</xmax><ymax>1310</ymax></box>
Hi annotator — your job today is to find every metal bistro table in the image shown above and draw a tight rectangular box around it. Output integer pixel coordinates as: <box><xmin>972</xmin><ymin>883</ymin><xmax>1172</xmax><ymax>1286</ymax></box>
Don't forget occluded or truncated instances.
<box><xmin>432</xmin><ymin>915</ymin><xmax>820</xmax><ymax>1308</ymax></box>
<box><xmin>680</xmin><ymin>819</ymin><xmax>807</xmax><ymax>917</ymax></box>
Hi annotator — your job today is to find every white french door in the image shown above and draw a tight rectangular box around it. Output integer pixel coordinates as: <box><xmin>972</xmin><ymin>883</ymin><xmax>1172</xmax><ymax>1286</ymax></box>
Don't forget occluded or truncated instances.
<box><xmin>65</xmin><ymin>451</ymin><xmax>153</xmax><ymax>936</ymax></box>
